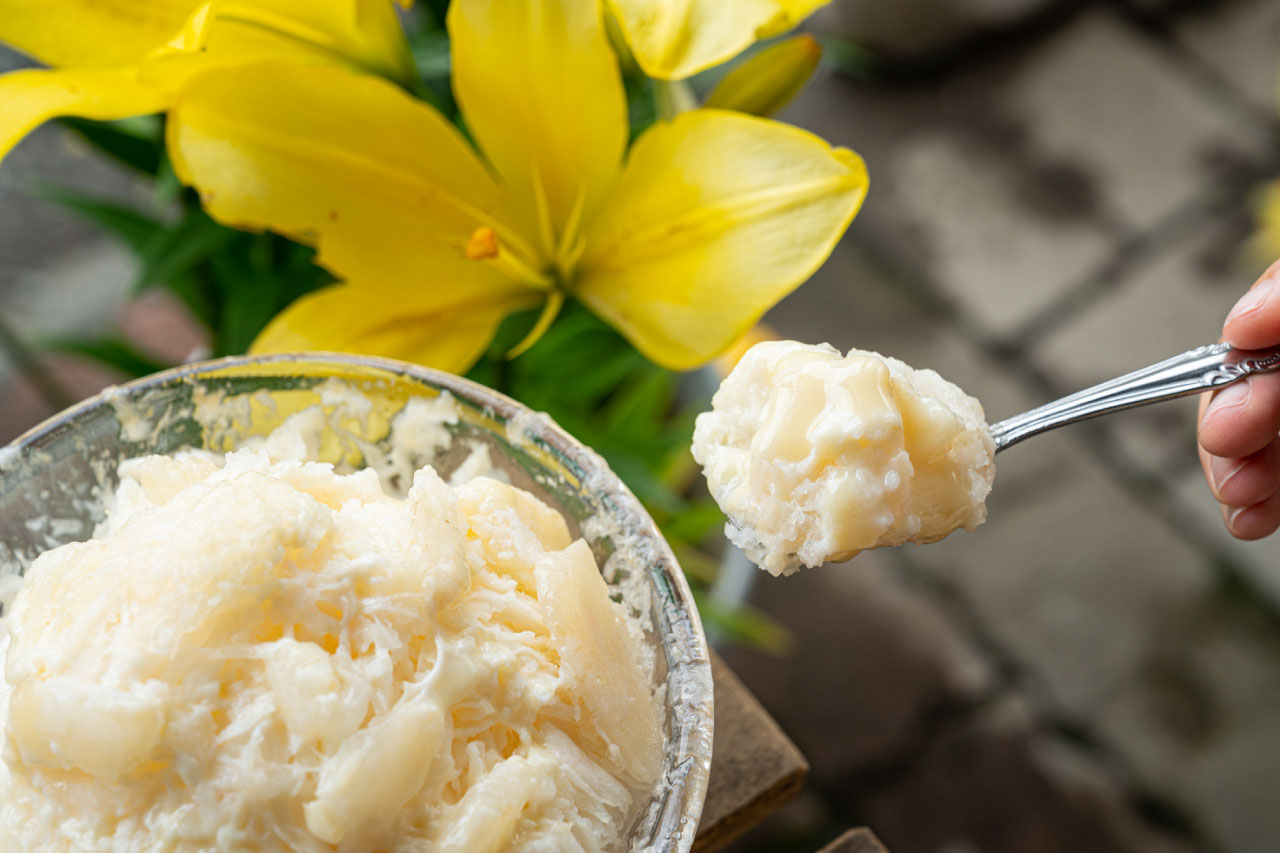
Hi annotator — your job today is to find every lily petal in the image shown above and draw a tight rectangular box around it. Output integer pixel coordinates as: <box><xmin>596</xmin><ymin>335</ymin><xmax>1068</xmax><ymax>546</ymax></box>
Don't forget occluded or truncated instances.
<box><xmin>168</xmin><ymin>60</ymin><xmax>531</xmax><ymax>299</ymax></box>
<box><xmin>449</xmin><ymin>0</ymin><xmax>626</xmax><ymax>260</ymax></box>
<box><xmin>349</xmin><ymin>0</ymin><xmax>419</xmax><ymax>83</ymax></box>
<box><xmin>0</xmin><ymin>0</ymin><xmax>199</xmax><ymax>67</ymax></box>
<box><xmin>758</xmin><ymin>0</ymin><xmax>832</xmax><ymax>39</ymax></box>
<box><xmin>606</xmin><ymin>0</ymin><xmax>779</xmax><ymax>80</ymax></box>
<box><xmin>143</xmin><ymin>0</ymin><xmax>417</xmax><ymax>90</ymax></box>
<box><xmin>0</xmin><ymin>68</ymin><xmax>168</xmax><ymax>165</ymax></box>
<box><xmin>252</xmin><ymin>282</ymin><xmax>537</xmax><ymax>373</ymax></box>
<box><xmin>577</xmin><ymin>109</ymin><xmax>866</xmax><ymax>370</ymax></box>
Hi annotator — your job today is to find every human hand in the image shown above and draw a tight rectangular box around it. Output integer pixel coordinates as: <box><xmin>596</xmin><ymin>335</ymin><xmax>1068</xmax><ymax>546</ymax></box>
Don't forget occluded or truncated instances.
<box><xmin>1199</xmin><ymin>260</ymin><xmax>1280</xmax><ymax>539</ymax></box>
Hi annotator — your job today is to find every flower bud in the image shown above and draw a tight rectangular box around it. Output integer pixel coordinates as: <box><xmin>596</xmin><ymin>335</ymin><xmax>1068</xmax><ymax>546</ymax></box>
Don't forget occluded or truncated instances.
<box><xmin>704</xmin><ymin>35</ymin><xmax>822</xmax><ymax>118</ymax></box>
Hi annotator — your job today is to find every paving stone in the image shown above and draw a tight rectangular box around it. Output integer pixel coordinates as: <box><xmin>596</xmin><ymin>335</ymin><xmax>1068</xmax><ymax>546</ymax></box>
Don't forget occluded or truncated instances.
<box><xmin>857</xmin><ymin>696</ymin><xmax>1197</xmax><ymax>853</ymax></box>
<box><xmin>813</xmin><ymin>0</ymin><xmax>1054</xmax><ymax>63</ymax></box>
<box><xmin>782</xmin><ymin>63</ymin><xmax>1120</xmax><ymax>338</ymax></box>
<box><xmin>1121</xmin><ymin>404</ymin><xmax>1199</xmax><ymax>488</ymax></box>
<box><xmin>1036</xmin><ymin>217</ymin><xmax>1255</xmax><ymax>388</ymax></box>
<box><xmin>908</xmin><ymin>431</ymin><xmax>1280</xmax><ymax>848</ymax></box>
<box><xmin>767</xmin><ymin>237</ymin><xmax>1042</xmax><ymax>424</ymax></box>
<box><xmin>0</xmin><ymin>243</ymin><xmax>144</xmax><ymax>443</ymax></box>
<box><xmin>1001</xmin><ymin>10</ymin><xmax>1269</xmax><ymax>231</ymax></box>
<box><xmin>883</xmin><ymin>135</ymin><xmax>1118</xmax><ymax>336</ymax></box>
<box><xmin>0</xmin><ymin>241</ymin><xmax>136</xmax><ymax>368</ymax></box>
<box><xmin>118</xmin><ymin>289</ymin><xmax>210</xmax><ymax>366</ymax></box>
<box><xmin>1174</xmin><ymin>0</ymin><xmax>1280</xmax><ymax>115</ymax></box>
<box><xmin>816</xmin><ymin>827</ymin><xmax>888</xmax><ymax>853</ymax></box>
<box><xmin>905</xmin><ymin>436</ymin><xmax>1214</xmax><ymax>718</ymax></box>
<box><xmin>1034</xmin><ymin>210</ymin><xmax>1269</xmax><ymax>474</ymax></box>
<box><xmin>1096</xmin><ymin>586</ymin><xmax>1280</xmax><ymax>853</ymax></box>
<box><xmin>1170</xmin><ymin>465</ymin><xmax>1280</xmax><ymax>606</ymax></box>
<box><xmin>720</xmin><ymin>550</ymin><xmax>995</xmax><ymax>784</ymax></box>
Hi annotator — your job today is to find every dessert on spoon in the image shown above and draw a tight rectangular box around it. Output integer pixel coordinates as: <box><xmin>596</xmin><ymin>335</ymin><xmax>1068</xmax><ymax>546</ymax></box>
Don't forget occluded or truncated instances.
<box><xmin>694</xmin><ymin>340</ymin><xmax>1280</xmax><ymax>576</ymax></box>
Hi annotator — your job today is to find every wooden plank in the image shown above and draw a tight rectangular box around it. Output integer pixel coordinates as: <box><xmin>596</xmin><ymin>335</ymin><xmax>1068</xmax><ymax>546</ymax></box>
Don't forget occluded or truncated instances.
<box><xmin>694</xmin><ymin>651</ymin><xmax>809</xmax><ymax>852</ymax></box>
<box><xmin>817</xmin><ymin>828</ymin><xmax>890</xmax><ymax>853</ymax></box>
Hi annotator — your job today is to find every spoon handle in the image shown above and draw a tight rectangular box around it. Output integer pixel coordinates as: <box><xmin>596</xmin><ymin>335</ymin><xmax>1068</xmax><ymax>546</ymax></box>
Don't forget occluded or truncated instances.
<box><xmin>990</xmin><ymin>342</ymin><xmax>1280</xmax><ymax>452</ymax></box>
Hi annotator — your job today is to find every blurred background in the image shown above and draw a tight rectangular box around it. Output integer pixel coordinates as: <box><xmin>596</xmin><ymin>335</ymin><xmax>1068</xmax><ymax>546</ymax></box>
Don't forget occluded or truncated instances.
<box><xmin>3</xmin><ymin>0</ymin><xmax>1280</xmax><ymax>851</ymax></box>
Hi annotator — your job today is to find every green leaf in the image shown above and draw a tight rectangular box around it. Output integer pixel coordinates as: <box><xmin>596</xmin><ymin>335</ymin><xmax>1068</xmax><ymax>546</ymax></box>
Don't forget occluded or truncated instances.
<box><xmin>403</xmin><ymin>5</ymin><xmax>458</xmax><ymax>119</ymax></box>
<box><xmin>624</xmin><ymin>74</ymin><xmax>657</xmax><ymax>143</ymax></box>
<box><xmin>518</xmin><ymin>343</ymin><xmax>642</xmax><ymax>412</ymax></box>
<box><xmin>692</xmin><ymin>588</ymin><xmax>794</xmax><ymax>654</ymax></box>
<box><xmin>817</xmin><ymin>35</ymin><xmax>878</xmax><ymax>80</ymax></box>
<box><xmin>661</xmin><ymin>499</ymin><xmax>726</xmax><ymax>544</ymax></box>
<box><xmin>204</xmin><ymin>232</ymin><xmax>333</xmax><ymax>355</ymax></box>
<box><xmin>599</xmin><ymin>449</ymin><xmax>684</xmax><ymax>515</ymax></box>
<box><xmin>153</xmin><ymin>150</ymin><xmax>185</xmax><ymax>205</ymax></box>
<box><xmin>36</xmin><ymin>185</ymin><xmax>163</xmax><ymax>253</ymax></box>
<box><xmin>42</xmin><ymin>334</ymin><xmax>169</xmax><ymax>378</ymax></box>
<box><xmin>482</xmin><ymin>300</ymin><xmax>644</xmax><ymax>412</ymax></box>
<box><xmin>60</xmin><ymin>115</ymin><xmax>164</xmax><ymax>175</ymax></box>
<box><xmin>670</xmin><ymin>544</ymin><xmax>723</xmax><ymax>585</ymax></box>
<box><xmin>600</xmin><ymin>367</ymin><xmax>674</xmax><ymax>442</ymax></box>
<box><xmin>137</xmin><ymin>207</ymin><xmax>236</xmax><ymax>293</ymax></box>
<box><xmin>207</xmin><ymin>244</ymin><xmax>266</xmax><ymax>355</ymax></box>
<box><xmin>411</xmin><ymin>29</ymin><xmax>452</xmax><ymax>79</ymax></box>
<box><xmin>162</xmin><ymin>269</ymin><xmax>217</xmax><ymax>330</ymax></box>
<box><xmin>415</xmin><ymin>0</ymin><xmax>451</xmax><ymax>29</ymax></box>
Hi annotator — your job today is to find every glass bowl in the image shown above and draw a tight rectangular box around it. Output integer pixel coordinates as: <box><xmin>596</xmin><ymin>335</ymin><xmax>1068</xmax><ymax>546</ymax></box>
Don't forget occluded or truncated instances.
<box><xmin>0</xmin><ymin>352</ymin><xmax>713</xmax><ymax>851</ymax></box>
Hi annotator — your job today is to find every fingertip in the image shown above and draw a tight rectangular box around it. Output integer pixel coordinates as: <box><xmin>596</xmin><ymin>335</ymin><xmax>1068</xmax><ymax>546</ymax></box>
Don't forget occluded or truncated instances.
<box><xmin>1226</xmin><ymin>493</ymin><xmax>1280</xmax><ymax>541</ymax></box>
<box><xmin>1197</xmin><ymin>380</ymin><xmax>1254</xmax><ymax>457</ymax></box>
<box><xmin>1198</xmin><ymin>371</ymin><xmax>1280</xmax><ymax>459</ymax></box>
<box><xmin>1223</xmin><ymin>264</ymin><xmax>1280</xmax><ymax>350</ymax></box>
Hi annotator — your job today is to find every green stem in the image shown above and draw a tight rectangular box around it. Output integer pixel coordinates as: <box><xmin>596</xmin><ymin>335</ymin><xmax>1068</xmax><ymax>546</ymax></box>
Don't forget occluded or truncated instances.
<box><xmin>0</xmin><ymin>314</ymin><xmax>73</xmax><ymax>412</ymax></box>
<box><xmin>654</xmin><ymin>78</ymin><xmax>698</xmax><ymax>120</ymax></box>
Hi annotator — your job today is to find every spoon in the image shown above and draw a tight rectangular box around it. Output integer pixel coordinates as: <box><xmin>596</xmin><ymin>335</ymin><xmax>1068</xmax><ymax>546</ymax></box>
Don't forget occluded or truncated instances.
<box><xmin>990</xmin><ymin>342</ymin><xmax>1280</xmax><ymax>452</ymax></box>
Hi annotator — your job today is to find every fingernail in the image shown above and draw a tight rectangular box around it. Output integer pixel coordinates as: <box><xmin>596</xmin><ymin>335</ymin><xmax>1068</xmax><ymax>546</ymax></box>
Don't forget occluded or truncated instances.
<box><xmin>1202</xmin><ymin>380</ymin><xmax>1251</xmax><ymax>428</ymax></box>
<box><xmin>1227</xmin><ymin>277</ymin><xmax>1276</xmax><ymax>324</ymax></box>
<box><xmin>1210</xmin><ymin>455</ymin><xmax>1246</xmax><ymax>494</ymax></box>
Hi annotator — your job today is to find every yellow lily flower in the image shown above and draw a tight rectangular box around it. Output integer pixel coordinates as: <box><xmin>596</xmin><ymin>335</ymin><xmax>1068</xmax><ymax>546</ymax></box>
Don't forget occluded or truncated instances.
<box><xmin>168</xmin><ymin>0</ymin><xmax>867</xmax><ymax>372</ymax></box>
<box><xmin>607</xmin><ymin>0</ymin><xmax>830</xmax><ymax>80</ymax></box>
<box><xmin>0</xmin><ymin>0</ymin><xmax>415</xmax><ymax>165</ymax></box>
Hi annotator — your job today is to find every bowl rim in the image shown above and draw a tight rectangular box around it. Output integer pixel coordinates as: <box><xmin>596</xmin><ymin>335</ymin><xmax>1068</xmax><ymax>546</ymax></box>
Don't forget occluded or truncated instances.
<box><xmin>5</xmin><ymin>351</ymin><xmax>714</xmax><ymax>851</ymax></box>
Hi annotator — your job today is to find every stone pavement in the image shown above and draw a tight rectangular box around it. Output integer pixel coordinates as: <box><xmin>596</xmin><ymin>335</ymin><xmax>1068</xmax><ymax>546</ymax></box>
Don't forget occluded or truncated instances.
<box><xmin>2</xmin><ymin>1</ymin><xmax>1280</xmax><ymax>852</ymax></box>
<box><xmin>724</xmin><ymin>1</ymin><xmax>1280</xmax><ymax>852</ymax></box>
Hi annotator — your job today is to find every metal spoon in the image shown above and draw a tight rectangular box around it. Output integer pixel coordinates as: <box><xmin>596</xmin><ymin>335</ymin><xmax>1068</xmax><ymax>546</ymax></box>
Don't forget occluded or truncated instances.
<box><xmin>990</xmin><ymin>342</ymin><xmax>1280</xmax><ymax>452</ymax></box>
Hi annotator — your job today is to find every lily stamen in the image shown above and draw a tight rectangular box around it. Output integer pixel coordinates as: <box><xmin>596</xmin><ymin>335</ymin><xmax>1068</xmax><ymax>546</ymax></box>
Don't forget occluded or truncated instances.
<box><xmin>465</xmin><ymin>225</ymin><xmax>554</xmax><ymax>290</ymax></box>
<box><xmin>553</xmin><ymin>187</ymin><xmax>589</xmax><ymax>277</ymax></box>
<box><xmin>506</xmin><ymin>290</ymin><xmax>565</xmax><ymax>359</ymax></box>
<box><xmin>465</xmin><ymin>225</ymin><xmax>500</xmax><ymax>260</ymax></box>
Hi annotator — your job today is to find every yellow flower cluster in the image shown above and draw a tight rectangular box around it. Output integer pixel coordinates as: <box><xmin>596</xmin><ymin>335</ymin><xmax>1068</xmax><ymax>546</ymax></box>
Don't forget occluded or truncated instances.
<box><xmin>0</xmin><ymin>0</ymin><xmax>867</xmax><ymax>373</ymax></box>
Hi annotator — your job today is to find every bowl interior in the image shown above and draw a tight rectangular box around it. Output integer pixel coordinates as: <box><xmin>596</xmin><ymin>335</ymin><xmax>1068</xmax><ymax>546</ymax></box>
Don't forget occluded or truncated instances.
<box><xmin>0</xmin><ymin>353</ymin><xmax>713</xmax><ymax>851</ymax></box>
